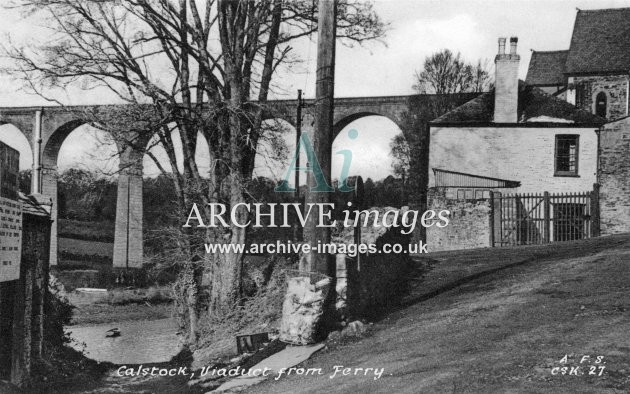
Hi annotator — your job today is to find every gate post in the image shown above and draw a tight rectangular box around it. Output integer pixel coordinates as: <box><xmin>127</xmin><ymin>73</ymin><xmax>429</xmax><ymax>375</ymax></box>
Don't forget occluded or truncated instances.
<box><xmin>489</xmin><ymin>191</ymin><xmax>495</xmax><ymax>247</ymax></box>
<box><xmin>591</xmin><ymin>183</ymin><xmax>601</xmax><ymax>237</ymax></box>
<box><xmin>543</xmin><ymin>191</ymin><xmax>550</xmax><ymax>243</ymax></box>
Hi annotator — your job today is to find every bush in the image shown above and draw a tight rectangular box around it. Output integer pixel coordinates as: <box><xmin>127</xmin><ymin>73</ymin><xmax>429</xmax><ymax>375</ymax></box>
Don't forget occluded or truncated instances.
<box><xmin>28</xmin><ymin>276</ymin><xmax>107</xmax><ymax>392</ymax></box>
<box><xmin>45</xmin><ymin>276</ymin><xmax>75</xmax><ymax>347</ymax></box>
<box><xmin>104</xmin><ymin>286</ymin><xmax>174</xmax><ymax>305</ymax></box>
<box><xmin>195</xmin><ymin>255</ymin><xmax>296</xmax><ymax>349</ymax></box>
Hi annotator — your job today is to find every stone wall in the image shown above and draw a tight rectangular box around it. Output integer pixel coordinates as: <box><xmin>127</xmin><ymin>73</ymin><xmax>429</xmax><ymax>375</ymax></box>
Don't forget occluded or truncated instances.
<box><xmin>334</xmin><ymin>207</ymin><xmax>412</xmax><ymax>320</ymax></box>
<box><xmin>598</xmin><ymin>116</ymin><xmax>630</xmax><ymax>234</ymax></box>
<box><xmin>0</xmin><ymin>210</ymin><xmax>51</xmax><ymax>386</ymax></box>
<box><xmin>429</xmin><ymin>125</ymin><xmax>599</xmax><ymax>193</ymax></box>
<box><xmin>571</xmin><ymin>74</ymin><xmax>629</xmax><ymax>121</ymax></box>
<box><xmin>426</xmin><ymin>188</ymin><xmax>492</xmax><ymax>252</ymax></box>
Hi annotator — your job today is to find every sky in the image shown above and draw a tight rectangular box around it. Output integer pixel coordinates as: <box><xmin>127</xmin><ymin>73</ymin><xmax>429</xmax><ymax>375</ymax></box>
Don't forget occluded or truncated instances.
<box><xmin>1</xmin><ymin>0</ymin><xmax>630</xmax><ymax>181</ymax></box>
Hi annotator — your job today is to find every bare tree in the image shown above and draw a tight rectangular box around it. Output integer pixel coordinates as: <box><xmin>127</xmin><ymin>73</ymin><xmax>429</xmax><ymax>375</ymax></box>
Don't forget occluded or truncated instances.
<box><xmin>413</xmin><ymin>49</ymin><xmax>491</xmax><ymax>94</ymax></box>
<box><xmin>3</xmin><ymin>0</ymin><xmax>386</xmax><ymax>341</ymax></box>
<box><xmin>470</xmin><ymin>59</ymin><xmax>493</xmax><ymax>93</ymax></box>
<box><xmin>411</xmin><ymin>49</ymin><xmax>491</xmax><ymax>119</ymax></box>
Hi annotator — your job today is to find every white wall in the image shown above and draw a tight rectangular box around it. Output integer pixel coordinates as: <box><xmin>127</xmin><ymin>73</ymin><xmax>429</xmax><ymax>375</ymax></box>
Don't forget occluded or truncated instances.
<box><xmin>429</xmin><ymin>126</ymin><xmax>598</xmax><ymax>193</ymax></box>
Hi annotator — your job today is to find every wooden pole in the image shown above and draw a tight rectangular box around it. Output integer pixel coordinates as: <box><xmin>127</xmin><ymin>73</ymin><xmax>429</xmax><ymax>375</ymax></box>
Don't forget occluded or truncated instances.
<box><xmin>489</xmin><ymin>191</ymin><xmax>495</xmax><ymax>247</ymax></box>
<box><xmin>591</xmin><ymin>183</ymin><xmax>601</xmax><ymax>237</ymax></box>
<box><xmin>293</xmin><ymin>90</ymin><xmax>303</xmax><ymax>242</ymax></box>
<box><xmin>295</xmin><ymin>89</ymin><xmax>303</xmax><ymax>197</ymax></box>
<box><xmin>303</xmin><ymin>0</ymin><xmax>337</xmax><ymax>275</ymax></box>
<box><xmin>544</xmin><ymin>191</ymin><xmax>550</xmax><ymax>243</ymax></box>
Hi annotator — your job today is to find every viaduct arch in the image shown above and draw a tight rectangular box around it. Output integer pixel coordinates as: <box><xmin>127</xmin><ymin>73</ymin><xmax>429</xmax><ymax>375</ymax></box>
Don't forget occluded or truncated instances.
<box><xmin>0</xmin><ymin>93</ymin><xmax>478</xmax><ymax>267</ymax></box>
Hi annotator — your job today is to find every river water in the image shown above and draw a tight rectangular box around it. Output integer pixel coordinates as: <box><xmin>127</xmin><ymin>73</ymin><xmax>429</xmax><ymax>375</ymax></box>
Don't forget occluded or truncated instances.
<box><xmin>67</xmin><ymin>318</ymin><xmax>183</xmax><ymax>364</ymax></box>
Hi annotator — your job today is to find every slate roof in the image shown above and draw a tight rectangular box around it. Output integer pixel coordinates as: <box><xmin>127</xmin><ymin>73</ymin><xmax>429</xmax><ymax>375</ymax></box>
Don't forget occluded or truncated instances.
<box><xmin>431</xmin><ymin>81</ymin><xmax>605</xmax><ymax>126</ymax></box>
<box><xmin>525</xmin><ymin>50</ymin><xmax>568</xmax><ymax>86</ymax></box>
<box><xmin>565</xmin><ymin>8</ymin><xmax>630</xmax><ymax>74</ymax></box>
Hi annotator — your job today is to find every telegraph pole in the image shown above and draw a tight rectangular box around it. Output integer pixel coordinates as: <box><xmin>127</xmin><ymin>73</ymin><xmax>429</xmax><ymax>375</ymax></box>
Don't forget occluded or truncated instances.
<box><xmin>295</xmin><ymin>89</ymin><xmax>303</xmax><ymax>198</ymax></box>
<box><xmin>293</xmin><ymin>89</ymin><xmax>303</xmax><ymax>242</ymax></box>
<box><xmin>303</xmin><ymin>0</ymin><xmax>337</xmax><ymax>275</ymax></box>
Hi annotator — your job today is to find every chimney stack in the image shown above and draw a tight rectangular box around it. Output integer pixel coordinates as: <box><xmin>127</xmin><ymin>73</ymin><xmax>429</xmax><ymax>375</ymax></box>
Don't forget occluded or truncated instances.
<box><xmin>494</xmin><ymin>36</ymin><xmax>520</xmax><ymax>123</ymax></box>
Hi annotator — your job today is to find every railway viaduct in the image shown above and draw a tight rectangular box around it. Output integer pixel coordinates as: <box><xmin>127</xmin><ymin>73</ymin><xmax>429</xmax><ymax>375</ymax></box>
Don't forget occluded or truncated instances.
<box><xmin>0</xmin><ymin>93</ymin><xmax>477</xmax><ymax>267</ymax></box>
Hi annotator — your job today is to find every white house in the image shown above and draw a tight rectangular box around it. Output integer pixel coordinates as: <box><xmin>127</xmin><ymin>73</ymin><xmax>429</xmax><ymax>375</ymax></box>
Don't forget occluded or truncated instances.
<box><xmin>428</xmin><ymin>37</ymin><xmax>605</xmax><ymax>196</ymax></box>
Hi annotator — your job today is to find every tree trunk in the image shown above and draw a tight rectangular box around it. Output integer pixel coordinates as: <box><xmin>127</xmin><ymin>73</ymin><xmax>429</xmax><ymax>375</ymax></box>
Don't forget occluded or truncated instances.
<box><xmin>208</xmin><ymin>173</ymin><xmax>247</xmax><ymax>315</ymax></box>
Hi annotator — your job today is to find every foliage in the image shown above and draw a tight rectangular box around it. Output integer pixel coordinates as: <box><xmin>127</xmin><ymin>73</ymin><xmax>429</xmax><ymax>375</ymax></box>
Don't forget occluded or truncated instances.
<box><xmin>45</xmin><ymin>276</ymin><xmax>74</xmax><ymax>348</ymax></box>
<box><xmin>197</xmin><ymin>255</ymin><xmax>294</xmax><ymax>349</ymax></box>
<box><xmin>102</xmin><ymin>287</ymin><xmax>173</xmax><ymax>305</ymax></box>
<box><xmin>413</xmin><ymin>49</ymin><xmax>492</xmax><ymax>94</ymax></box>
<box><xmin>389</xmin><ymin>133</ymin><xmax>410</xmax><ymax>182</ymax></box>
<box><xmin>19</xmin><ymin>169</ymin><xmax>31</xmax><ymax>194</ymax></box>
<box><xmin>58</xmin><ymin>169</ymin><xmax>117</xmax><ymax>222</ymax></box>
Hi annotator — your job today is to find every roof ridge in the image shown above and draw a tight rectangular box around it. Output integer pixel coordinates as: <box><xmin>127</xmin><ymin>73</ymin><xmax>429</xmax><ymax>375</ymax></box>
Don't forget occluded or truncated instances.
<box><xmin>578</xmin><ymin>7</ymin><xmax>630</xmax><ymax>13</ymax></box>
<box><xmin>531</xmin><ymin>49</ymin><xmax>568</xmax><ymax>54</ymax></box>
<box><xmin>525</xmin><ymin>84</ymin><xmax>597</xmax><ymax>115</ymax></box>
<box><xmin>431</xmin><ymin>80</ymin><xmax>605</xmax><ymax>126</ymax></box>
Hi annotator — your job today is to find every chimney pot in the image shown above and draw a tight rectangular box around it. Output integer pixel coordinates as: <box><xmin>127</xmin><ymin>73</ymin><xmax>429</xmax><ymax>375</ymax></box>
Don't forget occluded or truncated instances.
<box><xmin>498</xmin><ymin>37</ymin><xmax>506</xmax><ymax>55</ymax></box>
<box><xmin>510</xmin><ymin>37</ymin><xmax>518</xmax><ymax>55</ymax></box>
<box><xmin>494</xmin><ymin>36</ymin><xmax>520</xmax><ymax>123</ymax></box>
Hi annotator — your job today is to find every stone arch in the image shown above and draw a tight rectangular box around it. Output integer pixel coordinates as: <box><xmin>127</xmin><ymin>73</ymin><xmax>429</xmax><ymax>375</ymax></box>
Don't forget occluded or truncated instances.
<box><xmin>41</xmin><ymin>119</ymin><xmax>129</xmax><ymax>170</ymax></box>
<box><xmin>40</xmin><ymin>118</ymin><xmax>141</xmax><ymax>268</ymax></box>
<box><xmin>333</xmin><ymin>110</ymin><xmax>408</xmax><ymax>140</ymax></box>
<box><xmin>330</xmin><ymin>113</ymin><xmax>409</xmax><ymax>202</ymax></box>
<box><xmin>0</xmin><ymin>122</ymin><xmax>34</xmax><ymax>172</ymax></box>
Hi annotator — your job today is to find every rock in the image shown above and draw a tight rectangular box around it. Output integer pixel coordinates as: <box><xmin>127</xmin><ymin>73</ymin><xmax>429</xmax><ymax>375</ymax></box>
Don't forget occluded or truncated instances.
<box><xmin>341</xmin><ymin>320</ymin><xmax>366</xmax><ymax>338</ymax></box>
<box><xmin>229</xmin><ymin>353</ymin><xmax>250</xmax><ymax>363</ymax></box>
<box><xmin>327</xmin><ymin>330</ymin><xmax>342</xmax><ymax>341</ymax></box>
<box><xmin>279</xmin><ymin>276</ymin><xmax>331</xmax><ymax>345</ymax></box>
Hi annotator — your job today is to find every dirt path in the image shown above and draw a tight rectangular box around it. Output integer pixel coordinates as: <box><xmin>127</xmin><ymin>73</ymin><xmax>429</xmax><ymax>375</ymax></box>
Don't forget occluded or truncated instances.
<box><xmin>247</xmin><ymin>235</ymin><xmax>630</xmax><ymax>393</ymax></box>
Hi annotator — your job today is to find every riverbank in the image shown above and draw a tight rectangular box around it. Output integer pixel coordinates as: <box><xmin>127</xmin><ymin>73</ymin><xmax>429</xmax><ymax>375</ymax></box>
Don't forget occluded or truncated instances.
<box><xmin>70</xmin><ymin>302</ymin><xmax>174</xmax><ymax>326</ymax></box>
<box><xmin>65</xmin><ymin>286</ymin><xmax>174</xmax><ymax>326</ymax></box>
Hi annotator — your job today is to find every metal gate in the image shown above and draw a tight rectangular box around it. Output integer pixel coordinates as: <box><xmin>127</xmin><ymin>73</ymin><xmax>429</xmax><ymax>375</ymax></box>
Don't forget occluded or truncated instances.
<box><xmin>490</xmin><ymin>186</ymin><xmax>600</xmax><ymax>247</ymax></box>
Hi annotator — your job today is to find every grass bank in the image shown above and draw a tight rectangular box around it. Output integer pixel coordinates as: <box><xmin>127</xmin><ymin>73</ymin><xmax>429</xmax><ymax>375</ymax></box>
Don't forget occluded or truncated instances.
<box><xmin>248</xmin><ymin>234</ymin><xmax>630</xmax><ymax>393</ymax></box>
<box><xmin>67</xmin><ymin>287</ymin><xmax>174</xmax><ymax>326</ymax></box>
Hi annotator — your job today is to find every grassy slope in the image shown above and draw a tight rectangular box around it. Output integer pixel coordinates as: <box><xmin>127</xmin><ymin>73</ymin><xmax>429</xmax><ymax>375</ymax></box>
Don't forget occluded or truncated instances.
<box><xmin>59</xmin><ymin>219</ymin><xmax>115</xmax><ymax>242</ymax></box>
<box><xmin>58</xmin><ymin>237</ymin><xmax>114</xmax><ymax>258</ymax></box>
<box><xmin>58</xmin><ymin>219</ymin><xmax>114</xmax><ymax>266</ymax></box>
<box><xmin>249</xmin><ymin>235</ymin><xmax>630</xmax><ymax>394</ymax></box>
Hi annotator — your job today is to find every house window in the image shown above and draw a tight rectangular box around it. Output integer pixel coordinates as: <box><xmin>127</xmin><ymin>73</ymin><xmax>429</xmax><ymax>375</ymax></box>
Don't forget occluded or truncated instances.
<box><xmin>555</xmin><ymin>135</ymin><xmax>579</xmax><ymax>176</ymax></box>
<box><xmin>595</xmin><ymin>92</ymin><xmax>607</xmax><ymax>118</ymax></box>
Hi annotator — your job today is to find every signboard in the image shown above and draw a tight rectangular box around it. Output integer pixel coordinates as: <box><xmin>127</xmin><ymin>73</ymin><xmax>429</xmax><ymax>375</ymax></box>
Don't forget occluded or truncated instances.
<box><xmin>0</xmin><ymin>197</ymin><xmax>22</xmax><ymax>282</ymax></box>
<box><xmin>0</xmin><ymin>142</ymin><xmax>21</xmax><ymax>282</ymax></box>
<box><xmin>0</xmin><ymin>142</ymin><xmax>19</xmax><ymax>200</ymax></box>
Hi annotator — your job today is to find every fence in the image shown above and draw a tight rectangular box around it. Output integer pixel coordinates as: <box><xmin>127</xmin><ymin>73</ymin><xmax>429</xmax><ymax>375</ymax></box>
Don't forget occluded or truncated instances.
<box><xmin>490</xmin><ymin>185</ymin><xmax>600</xmax><ymax>247</ymax></box>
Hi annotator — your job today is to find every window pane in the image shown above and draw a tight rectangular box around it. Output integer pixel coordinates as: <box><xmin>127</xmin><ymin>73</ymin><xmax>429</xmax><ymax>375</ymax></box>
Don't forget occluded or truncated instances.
<box><xmin>556</xmin><ymin>135</ymin><xmax>578</xmax><ymax>174</ymax></box>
